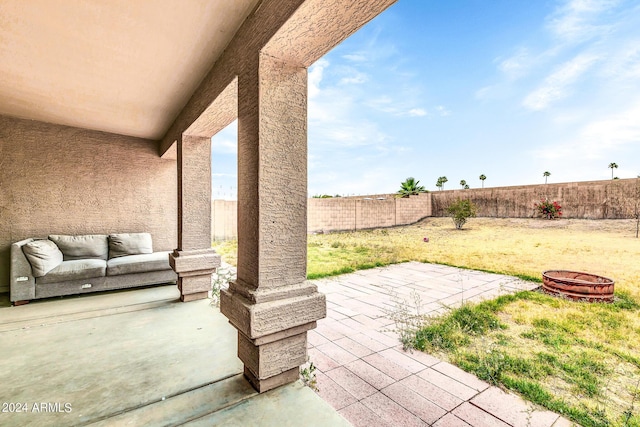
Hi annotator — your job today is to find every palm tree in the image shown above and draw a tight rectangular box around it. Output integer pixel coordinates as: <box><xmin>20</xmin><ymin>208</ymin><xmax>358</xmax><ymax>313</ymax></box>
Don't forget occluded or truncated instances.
<box><xmin>436</xmin><ymin>179</ymin><xmax>443</xmax><ymax>191</ymax></box>
<box><xmin>543</xmin><ymin>171</ymin><xmax>551</xmax><ymax>184</ymax></box>
<box><xmin>440</xmin><ymin>176</ymin><xmax>448</xmax><ymax>190</ymax></box>
<box><xmin>609</xmin><ymin>162</ymin><xmax>618</xmax><ymax>180</ymax></box>
<box><xmin>479</xmin><ymin>174</ymin><xmax>486</xmax><ymax>188</ymax></box>
<box><xmin>397</xmin><ymin>177</ymin><xmax>426</xmax><ymax>198</ymax></box>
<box><xmin>460</xmin><ymin>179</ymin><xmax>467</xmax><ymax>189</ymax></box>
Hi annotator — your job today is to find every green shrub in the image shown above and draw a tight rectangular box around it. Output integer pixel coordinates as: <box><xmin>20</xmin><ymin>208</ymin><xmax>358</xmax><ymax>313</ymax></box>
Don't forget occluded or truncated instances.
<box><xmin>446</xmin><ymin>199</ymin><xmax>477</xmax><ymax>229</ymax></box>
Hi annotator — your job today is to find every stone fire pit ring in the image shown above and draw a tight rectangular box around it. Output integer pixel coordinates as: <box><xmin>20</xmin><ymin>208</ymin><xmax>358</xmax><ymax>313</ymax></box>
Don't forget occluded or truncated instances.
<box><xmin>542</xmin><ymin>270</ymin><xmax>614</xmax><ymax>302</ymax></box>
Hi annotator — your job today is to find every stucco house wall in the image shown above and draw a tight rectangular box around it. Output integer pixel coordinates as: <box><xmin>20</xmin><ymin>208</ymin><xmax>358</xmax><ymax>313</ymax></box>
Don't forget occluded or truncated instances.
<box><xmin>0</xmin><ymin>115</ymin><xmax>177</xmax><ymax>292</ymax></box>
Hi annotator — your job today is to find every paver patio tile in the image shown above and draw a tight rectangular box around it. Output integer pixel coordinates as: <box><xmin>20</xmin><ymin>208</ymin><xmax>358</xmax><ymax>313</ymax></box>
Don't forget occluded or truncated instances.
<box><xmin>346</xmin><ymin>332</ymin><xmax>390</xmax><ymax>352</ymax></box>
<box><xmin>400</xmin><ymin>375</ymin><xmax>463</xmax><ymax>411</ymax></box>
<box><xmin>307</xmin><ymin>330</ymin><xmax>330</xmax><ymax>347</ymax></box>
<box><xmin>452</xmin><ymin>402</ymin><xmax>511</xmax><ymax>427</ymax></box>
<box><xmin>359</xmin><ymin>328</ymin><xmax>400</xmax><ymax>347</ymax></box>
<box><xmin>362</xmin><ymin>353</ymin><xmax>412</xmax><ymax>381</ymax></box>
<box><xmin>325</xmin><ymin>318</ymin><xmax>364</xmax><ymax>337</ymax></box>
<box><xmin>332</xmin><ymin>305</ymin><xmax>360</xmax><ymax>317</ymax></box>
<box><xmin>352</xmin><ymin>313</ymin><xmax>394</xmax><ymax>329</ymax></box>
<box><xmin>432</xmin><ymin>413</ymin><xmax>472</xmax><ymax>427</ymax></box>
<box><xmin>315</xmin><ymin>371</ymin><xmax>358</xmax><ymax>411</ymax></box>
<box><xmin>417</xmin><ymin>368</ymin><xmax>478</xmax><ymax>400</ymax></box>
<box><xmin>471</xmin><ymin>386</ymin><xmax>560</xmax><ymax>427</ymax></box>
<box><xmin>315</xmin><ymin>321</ymin><xmax>346</xmax><ymax>341</ymax></box>
<box><xmin>327</xmin><ymin>310</ymin><xmax>348</xmax><ymax>321</ymax></box>
<box><xmin>338</xmin><ymin>299</ymin><xmax>385</xmax><ymax>318</ymax></box>
<box><xmin>326</xmin><ymin>366</ymin><xmax>377</xmax><ymax>400</ymax></box>
<box><xmin>432</xmin><ymin>362</ymin><xmax>490</xmax><ymax>392</ymax></box>
<box><xmin>337</xmin><ymin>317</ymin><xmax>372</xmax><ymax>334</ymax></box>
<box><xmin>356</xmin><ymin>293</ymin><xmax>396</xmax><ymax>306</ymax></box>
<box><xmin>307</xmin><ymin>347</ymin><xmax>340</xmax><ymax>372</ymax></box>
<box><xmin>344</xmin><ymin>359</ymin><xmax>395</xmax><ymax>389</ymax></box>
<box><xmin>361</xmin><ymin>392</ymin><xmax>426</xmax><ymax>427</ymax></box>
<box><xmin>338</xmin><ymin>402</ymin><xmax>393</xmax><ymax>427</ymax></box>
<box><xmin>333</xmin><ymin>336</ymin><xmax>374</xmax><ymax>358</ymax></box>
<box><xmin>315</xmin><ymin>342</ymin><xmax>359</xmax><ymax>365</ymax></box>
<box><xmin>381</xmin><ymin>382</ymin><xmax>447</xmax><ymax>424</ymax></box>
<box><xmin>395</xmin><ymin>346</ymin><xmax>441</xmax><ymax>367</ymax></box>
<box><xmin>378</xmin><ymin>348</ymin><xmax>429</xmax><ymax>373</ymax></box>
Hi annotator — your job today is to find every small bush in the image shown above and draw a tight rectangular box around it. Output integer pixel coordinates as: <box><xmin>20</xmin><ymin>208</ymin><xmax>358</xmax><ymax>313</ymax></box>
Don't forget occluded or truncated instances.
<box><xmin>446</xmin><ymin>199</ymin><xmax>477</xmax><ymax>229</ymax></box>
<box><xmin>535</xmin><ymin>199</ymin><xmax>562</xmax><ymax>219</ymax></box>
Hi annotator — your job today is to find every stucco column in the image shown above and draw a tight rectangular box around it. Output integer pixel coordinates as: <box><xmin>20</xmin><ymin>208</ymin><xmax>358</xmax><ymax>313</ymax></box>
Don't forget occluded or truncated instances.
<box><xmin>220</xmin><ymin>54</ymin><xmax>326</xmax><ymax>393</ymax></box>
<box><xmin>170</xmin><ymin>134</ymin><xmax>220</xmax><ymax>302</ymax></box>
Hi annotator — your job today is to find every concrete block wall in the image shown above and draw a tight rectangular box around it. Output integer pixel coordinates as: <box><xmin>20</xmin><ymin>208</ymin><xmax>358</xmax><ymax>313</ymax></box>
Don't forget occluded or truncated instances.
<box><xmin>308</xmin><ymin>197</ymin><xmax>357</xmax><ymax>233</ymax></box>
<box><xmin>0</xmin><ymin>115</ymin><xmax>177</xmax><ymax>293</ymax></box>
<box><xmin>213</xmin><ymin>199</ymin><xmax>239</xmax><ymax>241</ymax></box>
<box><xmin>215</xmin><ymin>193</ymin><xmax>433</xmax><ymax>240</ymax></box>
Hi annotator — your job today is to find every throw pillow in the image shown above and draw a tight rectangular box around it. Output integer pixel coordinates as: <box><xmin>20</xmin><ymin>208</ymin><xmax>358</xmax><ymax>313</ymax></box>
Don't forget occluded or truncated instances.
<box><xmin>48</xmin><ymin>235</ymin><xmax>109</xmax><ymax>261</ymax></box>
<box><xmin>22</xmin><ymin>239</ymin><xmax>64</xmax><ymax>277</ymax></box>
<box><xmin>108</xmin><ymin>233</ymin><xmax>153</xmax><ymax>258</ymax></box>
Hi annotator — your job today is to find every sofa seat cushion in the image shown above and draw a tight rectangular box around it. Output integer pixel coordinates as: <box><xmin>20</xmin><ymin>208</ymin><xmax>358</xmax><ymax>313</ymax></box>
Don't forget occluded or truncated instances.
<box><xmin>106</xmin><ymin>252</ymin><xmax>171</xmax><ymax>276</ymax></box>
<box><xmin>49</xmin><ymin>235</ymin><xmax>109</xmax><ymax>261</ymax></box>
<box><xmin>37</xmin><ymin>259</ymin><xmax>107</xmax><ymax>284</ymax></box>
<box><xmin>22</xmin><ymin>239</ymin><xmax>64</xmax><ymax>277</ymax></box>
<box><xmin>108</xmin><ymin>233</ymin><xmax>153</xmax><ymax>258</ymax></box>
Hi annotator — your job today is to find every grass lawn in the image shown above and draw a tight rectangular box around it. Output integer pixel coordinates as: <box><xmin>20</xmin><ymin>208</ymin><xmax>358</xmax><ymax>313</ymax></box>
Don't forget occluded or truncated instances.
<box><xmin>213</xmin><ymin>217</ymin><xmax>640</xmax><ymax>426</ymax></box>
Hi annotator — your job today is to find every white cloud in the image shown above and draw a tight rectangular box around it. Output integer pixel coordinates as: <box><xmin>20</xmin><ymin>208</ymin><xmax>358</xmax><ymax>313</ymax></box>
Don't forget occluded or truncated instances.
<box><xmin>435</xmin><ymin>105</ymin><xmax>451</xmax><ymax>116</ymax></box>
<box><xmin>531</xmin><ymin>101</ymin><xmax>640</xmax><ymax>162</ymax></box>
<box><xmin>342</xmin><ymin>53</ymin><xmax>367</xmax><ymax>62</ymax></box>
<box><xmin>523</xmin><ymin>53</ymin><xmax>599</xmax><ymax>110</ymax></box>
<box><xmin>308</xmin><ymin>58</ymin><xmax>329</xmax><ymax>99</ymax></box>
<box><xmin>211</xmin><ymin>138</ymin><xmax>237</xmax><ymax>154</ymax></box>
<box><xmin>547</xmin><ymin>0</ymin><xmax>618</xmax><ymax>43</ymax></box>
<box><xmin>339</xmin><ymin>71</ymin><xmax>368</xmax><ymax>85</ymax></box>
<box><xmin>407</xmin><ymin>108</ymin><xmax>427</xmax><ymax>117</ymax></box>
<box><xmin>498</xmin><ymin>48</ymin><xmax>531</xmax><ymax>79</ymax></box>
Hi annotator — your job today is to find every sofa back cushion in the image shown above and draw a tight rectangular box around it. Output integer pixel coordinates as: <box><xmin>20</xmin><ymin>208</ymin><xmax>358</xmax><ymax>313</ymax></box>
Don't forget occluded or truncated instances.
<box><xmin>22</xmin><ymin>239</ymin><xmax>64</xmax><ymax>277</ymax></box>
<box><xmin>48</xmin><ymin>235</ymin><xmax>109</xmax><ymax>261</ymax></box>
<box><xmin>108</xmin><ymin>233</ymin><xmax>153</xmax><ymax>258</ymax></box>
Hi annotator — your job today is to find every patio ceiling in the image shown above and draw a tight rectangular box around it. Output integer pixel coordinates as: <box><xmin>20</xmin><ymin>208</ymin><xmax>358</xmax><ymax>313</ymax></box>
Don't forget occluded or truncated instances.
<box><xmin>0</xmin><ymin>0</ymin><xmax>260</xmax><ymax>140</ymax></box>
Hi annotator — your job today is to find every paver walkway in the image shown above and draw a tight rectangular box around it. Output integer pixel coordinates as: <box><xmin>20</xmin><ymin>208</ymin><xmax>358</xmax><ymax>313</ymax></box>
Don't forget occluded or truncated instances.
<box><xmin>307</xmin><ymin>262</ymin><xmax>574</xmax><ymax>427</ymax></box>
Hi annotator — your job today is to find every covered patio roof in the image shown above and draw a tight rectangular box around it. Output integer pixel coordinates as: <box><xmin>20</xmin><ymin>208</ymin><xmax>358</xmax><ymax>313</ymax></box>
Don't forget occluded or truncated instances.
<box><xmin>0</xmin><ymin>0</ymin><xmax>259</xmax><ymax>140</ymax></box>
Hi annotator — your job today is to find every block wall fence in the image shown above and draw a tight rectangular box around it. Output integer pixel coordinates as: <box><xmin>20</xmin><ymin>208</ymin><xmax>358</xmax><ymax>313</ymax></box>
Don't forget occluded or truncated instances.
<box><xmin>212</xmin><ymin>178</ymin><xmax>639</xmax><ymax>241</ymax></box>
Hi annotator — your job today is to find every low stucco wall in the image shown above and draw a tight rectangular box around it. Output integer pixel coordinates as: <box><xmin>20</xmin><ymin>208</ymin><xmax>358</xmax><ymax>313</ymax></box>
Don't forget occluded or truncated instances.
<box><xmin>0</xmin><ymin>115</ymin><xmax>177</xmax><ymax>293</ymax></box>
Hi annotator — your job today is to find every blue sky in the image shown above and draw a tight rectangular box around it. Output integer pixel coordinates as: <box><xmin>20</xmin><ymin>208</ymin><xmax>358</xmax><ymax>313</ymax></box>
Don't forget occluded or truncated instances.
<box><xmin>212</xmin><ymin>0</ymin><xmax>640</xmax><ymax>199</ymax></box>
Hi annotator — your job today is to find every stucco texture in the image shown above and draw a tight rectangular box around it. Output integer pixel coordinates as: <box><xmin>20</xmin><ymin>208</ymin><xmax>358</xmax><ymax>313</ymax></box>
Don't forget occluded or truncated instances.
<box><xmin>0</xmin><ymin>115</ymin><xmax>177</xmax><ymax>292</ymax></box>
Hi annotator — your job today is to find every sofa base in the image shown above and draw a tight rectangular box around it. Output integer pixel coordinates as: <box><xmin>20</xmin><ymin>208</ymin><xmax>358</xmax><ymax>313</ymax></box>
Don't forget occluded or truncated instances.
<box><xmin>12</xmin><ymin>300</ymin><xmax>30</xmax><ymax>306</ymax></box>
<box><xmin>32</xmin><ymin>270</ymin><xmax>178</xmax><ymax>301</ymax></box>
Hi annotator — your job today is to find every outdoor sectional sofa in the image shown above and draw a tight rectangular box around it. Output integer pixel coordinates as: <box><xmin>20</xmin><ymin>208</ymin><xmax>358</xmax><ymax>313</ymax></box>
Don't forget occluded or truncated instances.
<box><xmin>10</xmin><ymin>233</ymin><xmax>177</xmax><ymax>305</ymax></box>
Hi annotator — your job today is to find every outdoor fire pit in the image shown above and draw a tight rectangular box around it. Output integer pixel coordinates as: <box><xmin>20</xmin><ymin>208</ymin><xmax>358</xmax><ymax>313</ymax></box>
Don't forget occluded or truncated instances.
<box><xmin>542</xmin><ymin>270</ymin><xmax>615</xmax><ymax>302</ymax></box>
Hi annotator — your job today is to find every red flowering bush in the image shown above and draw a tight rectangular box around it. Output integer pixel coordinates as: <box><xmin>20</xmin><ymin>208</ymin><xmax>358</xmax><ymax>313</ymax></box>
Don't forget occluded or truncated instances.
<box><xmin>535</xmin><ymin>199</ymin><xmax>562</xmax><ymax>219</ymax></box>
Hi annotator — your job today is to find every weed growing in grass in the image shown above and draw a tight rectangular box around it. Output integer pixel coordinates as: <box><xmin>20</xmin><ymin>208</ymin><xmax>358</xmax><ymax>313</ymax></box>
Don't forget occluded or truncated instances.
<box><xmin>384</xmin><ymin>289</ymin><xmax>428</xmax><ymax>351</ymax></box>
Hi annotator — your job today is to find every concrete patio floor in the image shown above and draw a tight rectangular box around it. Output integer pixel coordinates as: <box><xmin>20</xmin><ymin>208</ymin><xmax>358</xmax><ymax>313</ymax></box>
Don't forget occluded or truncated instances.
<box><xmin>0</xmin><ymin>286</ymin><xmax>348</xmax><ymax>427</ymax></box>
<box><xmin>308</xmin><ymin>262</ymin><xmax>575</xmax><ymax>427</ymax></box>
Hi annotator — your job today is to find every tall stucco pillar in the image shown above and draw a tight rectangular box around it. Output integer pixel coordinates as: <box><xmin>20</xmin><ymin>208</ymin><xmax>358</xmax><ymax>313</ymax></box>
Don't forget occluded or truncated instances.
<box><xmin>220</xmin><ymin>54</ymin><xmax>326</xmax><ymax>393</ymax></box>
<box><xmin>170</xmin><ymin>134</ymin><xmax>220</xmax><ymax>302</ymax></box>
